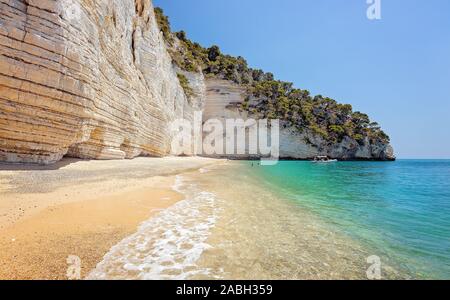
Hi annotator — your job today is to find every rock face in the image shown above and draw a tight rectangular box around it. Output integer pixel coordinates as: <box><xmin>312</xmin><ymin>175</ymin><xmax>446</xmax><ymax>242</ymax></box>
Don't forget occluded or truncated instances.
<box><xmin>0</xmin><ymin>0</ymin><xmax>393</xmax><ymax>164</ymax></box>
<box><xmin>204</xmin><ymin>79</ymin><xmax>395</xmax><ymax>161</ymax></box>
<box><xmin>0</xmin><ymin>0</ymin><xmax>197</xmax><ymax>164</ymax></box>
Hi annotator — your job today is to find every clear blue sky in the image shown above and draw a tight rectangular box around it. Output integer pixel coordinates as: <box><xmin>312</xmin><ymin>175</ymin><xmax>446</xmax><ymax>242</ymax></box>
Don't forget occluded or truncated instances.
<box><xmin>154</xmin><ymin>0</ymin><xmax>450</xmax><ymax>159</ymax></box>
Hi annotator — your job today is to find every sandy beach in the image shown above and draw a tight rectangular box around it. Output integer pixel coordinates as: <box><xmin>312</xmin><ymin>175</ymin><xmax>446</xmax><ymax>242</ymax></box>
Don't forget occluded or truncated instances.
<box><xmin>0</xmin><ymin>157</ymin><xmax>222</xmax><ymax>280</ymax></box>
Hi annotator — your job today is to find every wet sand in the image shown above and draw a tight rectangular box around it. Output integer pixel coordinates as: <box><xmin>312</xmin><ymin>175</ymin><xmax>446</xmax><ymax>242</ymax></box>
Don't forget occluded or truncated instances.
<box><xmin>0</xmin><ymin>157</ymin><xmax>221</xmax><ymax>279</ymax></box>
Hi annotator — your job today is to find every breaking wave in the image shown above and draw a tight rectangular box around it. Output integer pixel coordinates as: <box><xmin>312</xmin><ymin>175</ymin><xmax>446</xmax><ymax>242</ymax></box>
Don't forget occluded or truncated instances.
<box><xmin>87</xmin><ymin>175</ymin><xmax>218</xmax><ymax>280</ymax></box>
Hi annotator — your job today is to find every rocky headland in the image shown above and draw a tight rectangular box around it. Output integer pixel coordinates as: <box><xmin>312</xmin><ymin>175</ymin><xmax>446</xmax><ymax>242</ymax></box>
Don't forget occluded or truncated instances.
<box><xmin>0</xmin><ymin>0</ymin><xmax>395</xmax><ymax>163</ymax></box>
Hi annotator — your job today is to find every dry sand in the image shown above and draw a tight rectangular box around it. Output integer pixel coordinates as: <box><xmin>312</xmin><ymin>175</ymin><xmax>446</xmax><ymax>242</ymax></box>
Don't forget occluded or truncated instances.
<box><xmin>0</xmin><ymin>157</ymin><xmax>222</xmax><ymax>280</ymax></box>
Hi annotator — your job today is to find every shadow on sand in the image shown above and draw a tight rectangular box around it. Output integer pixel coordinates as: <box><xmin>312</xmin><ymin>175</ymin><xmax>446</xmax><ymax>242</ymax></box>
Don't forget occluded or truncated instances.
<box><xmin>0</xmin><ymin>158</ymin><xmax>90</xmax><ymax>171</ymax></box>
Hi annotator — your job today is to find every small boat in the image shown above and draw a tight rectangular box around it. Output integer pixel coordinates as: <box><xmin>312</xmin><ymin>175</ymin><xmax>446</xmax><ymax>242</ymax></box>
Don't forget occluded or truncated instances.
<box><xmin>312</xmin><ymin>156</ymin><xmax>338</xmax><ymax>163</ymax></box>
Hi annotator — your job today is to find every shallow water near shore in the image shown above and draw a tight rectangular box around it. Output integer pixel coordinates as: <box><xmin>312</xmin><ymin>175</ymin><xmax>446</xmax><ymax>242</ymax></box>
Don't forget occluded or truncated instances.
<box><xmin>88</xmin><ymin>160</ymin><xmax>450</xmax><ymax>280</ymax></box>
<box><xmin>252</xmin><ymin>160</ymin><xmax>450</xmax><ymax>279</ymax></box>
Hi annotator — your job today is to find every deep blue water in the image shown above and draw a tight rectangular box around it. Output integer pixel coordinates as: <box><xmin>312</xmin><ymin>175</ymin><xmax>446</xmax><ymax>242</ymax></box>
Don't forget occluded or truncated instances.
<box><xmin>253</xmin><ymin>160</ymin><xmax>450</xmax><ymax>279</ymax></box>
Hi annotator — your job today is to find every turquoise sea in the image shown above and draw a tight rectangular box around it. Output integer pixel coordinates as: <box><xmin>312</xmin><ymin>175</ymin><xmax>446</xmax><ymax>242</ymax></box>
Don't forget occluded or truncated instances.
<box><xmin>254</xmin><ymin>160</ymin><xmax>450</xmax><ymax>279</ymax></box>
<box><xmin>90</xmin><ymin>159</ymin><xmax>449</xmax><ymax>280</ymax></box>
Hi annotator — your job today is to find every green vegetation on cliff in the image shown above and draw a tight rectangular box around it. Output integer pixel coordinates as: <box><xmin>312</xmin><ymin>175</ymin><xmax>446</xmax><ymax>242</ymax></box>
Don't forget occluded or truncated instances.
<box><xmin>177</xmin><ymin>73</ymin><xmax>194</xmax><ymax>100</ymax></box>
<box><xmin>155</xmin><ymin>8</ymin><xmax>390</xmax><ymax>146</ymax></box>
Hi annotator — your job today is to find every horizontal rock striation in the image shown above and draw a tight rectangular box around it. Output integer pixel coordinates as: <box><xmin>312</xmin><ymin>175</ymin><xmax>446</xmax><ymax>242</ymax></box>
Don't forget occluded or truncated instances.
<box><xmin>0</xmin><ymin>0</ymin><xmax>394</xmax><ymax>164</ymax></box>
<box><xmin>203</xmin><ymin>79</ymin><xmax>395</xmax><ymax>161</ymax></box>
<box><xmin>0</xmin><ymin>0</ymin><xmax>197</xmax><ymax>164</ymax></box>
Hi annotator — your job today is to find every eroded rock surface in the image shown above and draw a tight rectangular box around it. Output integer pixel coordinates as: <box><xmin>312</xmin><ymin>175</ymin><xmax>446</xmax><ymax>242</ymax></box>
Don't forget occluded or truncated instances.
<box><xmin>0</xmin><ymin>0</ymin><xmax>197</xmax><ymax>164</ymax></box>
<box><xmin>0</xmin><ymin>0</ymin><xmax>393</xmax><ymax>164</ymax></box>
<box><xmin>204</xmin><ymin>79</ymin><xmax>394</xmax><ymax>160</ymax></box>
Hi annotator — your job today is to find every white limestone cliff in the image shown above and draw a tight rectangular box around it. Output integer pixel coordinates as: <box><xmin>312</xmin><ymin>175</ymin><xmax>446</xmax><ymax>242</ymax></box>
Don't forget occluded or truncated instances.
<box><xmin>0</xmin><ymin>0</ymin><xmax>198</xmax><ymax>164</ymax></box>
<box><xmin>203</xmin><ymin>79</ymin><xmax>395</xmax><ymax>161</ymax></box>
<box><xmin>0</xmin><ymin>0</ymin><xmax>394</xmax><ymax>164</ymax></box>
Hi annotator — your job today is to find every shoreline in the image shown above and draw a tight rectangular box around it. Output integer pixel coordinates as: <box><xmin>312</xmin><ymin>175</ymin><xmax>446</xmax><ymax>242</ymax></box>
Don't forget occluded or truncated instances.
<box><xmin>0</xmin><ymin>157</ymin><xmax>223</xmax><ymax>280</ymax></box>
<box><xmin>0</xmin><ymin>158</ymin><xmax>415</xmax><ymax>279</ymax></box>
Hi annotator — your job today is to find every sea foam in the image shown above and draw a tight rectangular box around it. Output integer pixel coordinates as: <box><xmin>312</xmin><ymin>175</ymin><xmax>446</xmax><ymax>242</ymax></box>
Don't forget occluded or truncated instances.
<box><xmin>87</xmin><ymin>175</ymin><xmax>218</xmax><ymax>280</ymax></box>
